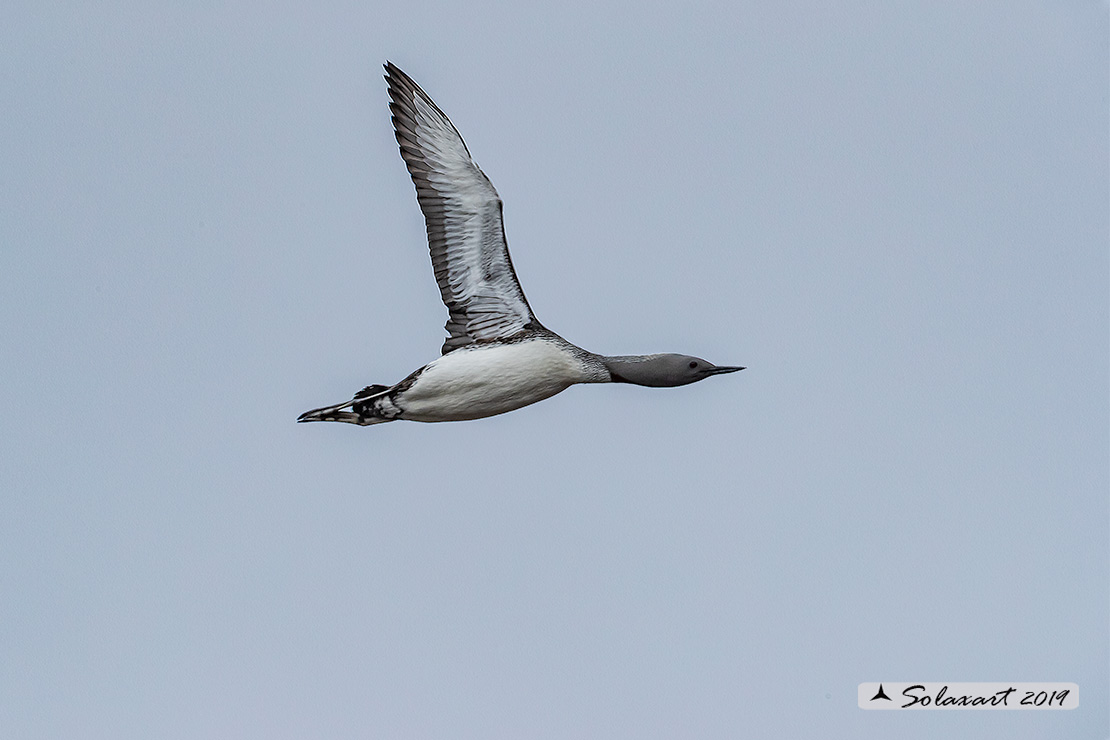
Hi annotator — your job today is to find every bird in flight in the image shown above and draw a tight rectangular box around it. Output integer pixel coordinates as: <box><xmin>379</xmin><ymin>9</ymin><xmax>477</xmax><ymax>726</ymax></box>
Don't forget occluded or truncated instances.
<box><xmin>298</xmin><ymin>62</ymin><xmax>743</xmax><ymax>426</ymax></box>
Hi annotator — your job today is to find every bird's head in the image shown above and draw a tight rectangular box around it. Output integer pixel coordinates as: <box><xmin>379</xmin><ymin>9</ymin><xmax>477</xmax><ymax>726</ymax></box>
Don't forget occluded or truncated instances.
<box><xmin>602</xmin><ymin>353</ymin><xmax>744</xmax><ymax>387</ymax></box>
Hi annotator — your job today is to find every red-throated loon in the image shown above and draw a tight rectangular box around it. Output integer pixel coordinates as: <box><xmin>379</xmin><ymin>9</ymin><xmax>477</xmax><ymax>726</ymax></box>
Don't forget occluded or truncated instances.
<box><xmin>298</xmin><ymin>62</ymin><xmax>743</xmax><ymax>426</ymax></box>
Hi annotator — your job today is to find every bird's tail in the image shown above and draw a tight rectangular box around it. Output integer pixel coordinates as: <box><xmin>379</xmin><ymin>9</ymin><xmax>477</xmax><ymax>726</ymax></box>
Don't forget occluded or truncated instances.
<box><xmin>296</xmin><ymin>401</ymin><xmax>368</xmax><ymax>425</ymax></box>
<box><xmin>297</xmin><ymin>384</ymin><xmax>394</xmax><ymax>426</ymax></box>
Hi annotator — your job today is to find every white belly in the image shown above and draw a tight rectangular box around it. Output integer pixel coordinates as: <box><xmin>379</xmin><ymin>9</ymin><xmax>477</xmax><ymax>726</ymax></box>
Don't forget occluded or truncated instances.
<box><xmin>396</xmin><ymin>341</ymin><xmax>589</xmax><ymax>422</ymax></box>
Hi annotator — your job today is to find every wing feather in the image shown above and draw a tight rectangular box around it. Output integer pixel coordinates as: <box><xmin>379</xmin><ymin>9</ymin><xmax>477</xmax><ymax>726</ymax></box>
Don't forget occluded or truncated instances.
<box><xmin>385</xmin><ymin>62</ymin><xmax>539</xmax><ymax>354</ymax></box>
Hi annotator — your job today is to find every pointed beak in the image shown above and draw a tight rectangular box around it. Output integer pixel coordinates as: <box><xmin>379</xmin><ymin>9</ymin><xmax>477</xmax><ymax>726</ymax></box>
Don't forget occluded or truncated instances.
<box><xmin>707</xmin><ymin>365</ymin><xmax>745</xmax><ymax>375</ymax></box>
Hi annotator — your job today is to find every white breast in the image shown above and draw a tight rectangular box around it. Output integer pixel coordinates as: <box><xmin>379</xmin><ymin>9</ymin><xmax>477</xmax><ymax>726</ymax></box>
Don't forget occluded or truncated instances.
<box><xmin>396</xmin><ymin>340</ymin><xmax>592</xmax><ymax>422</ymax></box>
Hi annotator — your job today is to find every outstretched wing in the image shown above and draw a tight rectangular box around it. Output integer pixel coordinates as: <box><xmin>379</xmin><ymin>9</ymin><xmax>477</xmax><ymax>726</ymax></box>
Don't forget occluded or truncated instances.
<box><xmin>385</xmin><ymin>62</ymin><xmax>539</xmax><ymax>355</ymax></box>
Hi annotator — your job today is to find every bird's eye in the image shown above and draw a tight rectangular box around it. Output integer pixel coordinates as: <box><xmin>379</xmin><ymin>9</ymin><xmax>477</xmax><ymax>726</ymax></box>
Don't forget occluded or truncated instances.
<box><xmin>689</xmin><ymin>361</ymin><xmax>698</xmax><ymax>369</ymax></box>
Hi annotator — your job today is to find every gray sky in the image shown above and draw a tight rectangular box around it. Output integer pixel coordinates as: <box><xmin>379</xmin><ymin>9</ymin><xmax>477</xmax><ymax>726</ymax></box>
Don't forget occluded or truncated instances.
<box><xmin>2</xmin><ymin>2</ymin><xmax>1106</xmax><ymax>738</ymax></box>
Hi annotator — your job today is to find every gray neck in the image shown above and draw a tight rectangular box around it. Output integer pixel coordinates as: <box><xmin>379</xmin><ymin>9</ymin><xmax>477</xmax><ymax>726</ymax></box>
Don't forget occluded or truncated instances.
<box><xmin>600</xmin><ymin>354</ymin><xmax>676</xmax><ymax>387</ymax></box>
